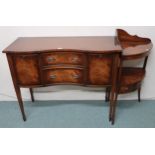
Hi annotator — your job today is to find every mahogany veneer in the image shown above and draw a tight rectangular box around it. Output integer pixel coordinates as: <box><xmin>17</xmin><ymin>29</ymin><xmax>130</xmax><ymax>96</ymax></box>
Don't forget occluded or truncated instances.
<box><xmin>14</xmin><ymin>54</ymin><xmax>40</xmax><ymax>85</ymax></box>
<box><xmin>43</xmin><ymin>68</ymin><xmax>84</xmax><ymax>84</ymax></box>
<box><xmin>3</xmin><ymin>29</ymin><xmax>153</xmax><ymax>125</ymax></box>
<box><xmin>119</xmin><ymin>67</ymin><xmax>145</xmax><ymax>93</ymax></box>
<box><xmin>41</xmin><ymin>52</ymin><xmax>85</xmax><ymax>66</ymax></box>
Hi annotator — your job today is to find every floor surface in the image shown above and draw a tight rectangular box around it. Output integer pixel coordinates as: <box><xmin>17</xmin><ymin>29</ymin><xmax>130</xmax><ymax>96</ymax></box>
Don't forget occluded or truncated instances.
<box><xmin>0</xmin><ymin>100</ymin><xmax>155</xmax><ymax>128</ymax></box>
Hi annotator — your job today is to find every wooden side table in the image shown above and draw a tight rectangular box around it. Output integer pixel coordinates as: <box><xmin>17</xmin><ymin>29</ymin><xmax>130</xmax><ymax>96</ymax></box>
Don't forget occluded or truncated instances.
<box><xmin>108</xmin><ymin>29</ymin><xmax>153</xmax><ymax>124</ymax></box>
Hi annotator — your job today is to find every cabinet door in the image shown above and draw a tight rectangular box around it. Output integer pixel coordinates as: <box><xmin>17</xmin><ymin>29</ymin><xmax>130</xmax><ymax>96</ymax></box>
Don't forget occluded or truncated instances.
<box><xmin>88</xmin><ymin>54</ymin><xmax>113</xmax><ymax>85</ymax></box>
<box><xmin>14</xmin><ymin>54</ymin><xmax>40</xmax><ymax>86</ymax></box>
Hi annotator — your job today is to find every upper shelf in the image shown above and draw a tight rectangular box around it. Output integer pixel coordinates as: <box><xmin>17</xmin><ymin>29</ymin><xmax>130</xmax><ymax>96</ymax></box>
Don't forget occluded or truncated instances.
<box><xmin>116</xmin><ymin>29</ymin><xmax>153</xmax><ymax>60</ymax></box>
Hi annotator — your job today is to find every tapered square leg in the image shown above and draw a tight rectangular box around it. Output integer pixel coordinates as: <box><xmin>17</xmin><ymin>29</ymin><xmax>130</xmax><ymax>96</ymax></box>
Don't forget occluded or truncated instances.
<box><xmin>138</xmin><ymin>87</ymin><xmax>141</xmax><ymax>102</ymax></box>
<box><xmin>111</xmin><ymin>92</ymin><xmax>118</xmax><ymax>125</ymax></box>
<box><xmin>109</xmin><ymin>89</ymin><xmax>114</xmax><ymax>122</ymax></box>
<box><xmin>29</xmin><ymin>88</ymin><xmax>35</xmax><ymax>102</ymax></box>
<box><xmin>14</xmin><ymin>86</ymin><xmax>26</xmax><ymax>121</ymax></box>
<box><xmin>6</xmin><ymin>54</ymin><xmax>26</xmax><ymax>121</ymax></box>
<box><xmin>105</xmin><ymin>87</ymin><xmax>110</xmax><ymax>102</ymax></box>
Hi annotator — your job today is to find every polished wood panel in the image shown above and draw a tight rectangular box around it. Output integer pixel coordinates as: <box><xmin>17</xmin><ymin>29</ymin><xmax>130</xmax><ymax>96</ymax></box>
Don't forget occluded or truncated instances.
<box><xmin>41</xmin><ymin>52</ymin><xmax>85</xmax><ymax>66</ymax></box>
<box><xmin>43</xmin><ymin>68</ymin><xmax>84</xmax><ymax>84</ymax></box>
<box><xmin>14</xmin><ymin>54</ymin><xmax>40</xmax><ymax>85</ymax></box>
<box><xmin>88</xmin><ymin>54</ymin><xmax>113</xmax><ymax>85</ymax></box>
<box><xmin>3</xmin><ymin>36</ymin><xmax>122</xmax><ymax>53</ymax></box>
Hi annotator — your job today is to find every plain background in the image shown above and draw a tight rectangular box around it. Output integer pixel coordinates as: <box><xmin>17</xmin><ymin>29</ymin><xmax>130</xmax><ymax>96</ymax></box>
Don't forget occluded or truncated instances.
<box><xmin>0</xmin><ymin>26</ymin><xmax>155</xmax><ymax>101</ymax></box>
<box><xmin>0</xmin><ymin>0</ymin><xmax>155</xmax><ymax>155</ymax></box>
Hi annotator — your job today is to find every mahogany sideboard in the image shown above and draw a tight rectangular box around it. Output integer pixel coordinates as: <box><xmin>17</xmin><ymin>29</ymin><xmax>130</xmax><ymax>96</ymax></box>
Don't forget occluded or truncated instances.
<box><xmin>2</xmin><ymin>30</ymin><xmax>153</xmax><ymax>125</ymax></box>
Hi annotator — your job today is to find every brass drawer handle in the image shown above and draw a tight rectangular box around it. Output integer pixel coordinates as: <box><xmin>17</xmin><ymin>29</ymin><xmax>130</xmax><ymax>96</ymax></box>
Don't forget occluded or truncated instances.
<box><xmin>71</xmin><ymin>57</ymin><xmax>79</xmax><ymax>62</ymax></box>
<box><xmin>50</xmin><ymin>75</ymin><xmax>56</xmax><ymax>79</ymax></box>
<box><xmin>20</xmin><ymin>55</ymin><xmax>30</xmax><ymax>58</ymax></box>
<box><xmin>98</xmin><ymin>54</ymin><xmax>103</xmax><ymax>58</ymax></box>
<box><xmin>72</xmin><ymin>74</ymin><xmax>80</xmax><ymax>79</ymax></box>
<box><xmin>50</xmin><ymin>74</ymin><xmax>80</xmax><ymax>79</ymax></box>
<box><xmin>47</xmin><ymin>57</ymin><xmax>56</xmax><ymax>62</ymax></box>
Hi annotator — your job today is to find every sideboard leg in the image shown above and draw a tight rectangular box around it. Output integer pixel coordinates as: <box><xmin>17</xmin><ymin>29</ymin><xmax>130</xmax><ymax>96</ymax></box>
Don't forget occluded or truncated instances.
<box><xmin>111</xmin><ymin>92</ymin><xmax>118</xmax><ymax>125</ymax></box>
<box><xmin>109</xmin><ymin>90</ymin><xmax>114</xmax><ymax>122</ymax></box>
<box><xmin>105</xmin><ymin>88</ymin><xmax>108</xmax><ymax>102</ymax></box>
<box><xmin>109</xmin><ymin>54</ymin><xmax>120</xmax><ymax>125</ymax></box>
<box><xmin>15</xmin><ymin>86</ymin><xmax>26</xmax><ymax>121</ymax></box>
<box><xmin>105</xmin><ymin>87</ymin><xmax>110</xmax><ymax>102</ymax></box>
<box><xmin>138</xmin><ymin>87</ymin><xmax>141</xmax><ymax>102</ymax></box>
<box><xmin>29</xmin><ymin>88</ymin><xmax>35</xmax><ymax>102</ymax></box>
<box><xmin>109</xmin><ymin>101</ymin><xmax>112</xmax><ymax>122</ymax></box>
<box><xmin>6</xmin><ymin>54</ymin><xmax>26</xmax><ymax>121</ymax></box>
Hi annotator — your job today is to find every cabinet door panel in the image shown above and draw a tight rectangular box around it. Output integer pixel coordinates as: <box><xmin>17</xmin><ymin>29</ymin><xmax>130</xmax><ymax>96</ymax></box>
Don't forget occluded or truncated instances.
<box><xmin>88</xmin><ymin>54</ymin><xmax>113</xmax><ymax>85</ymax></box>
<box><xmin>14</xmin><ymin>54</ymin><xmax>40</xmax><ymax>85</ymax></box>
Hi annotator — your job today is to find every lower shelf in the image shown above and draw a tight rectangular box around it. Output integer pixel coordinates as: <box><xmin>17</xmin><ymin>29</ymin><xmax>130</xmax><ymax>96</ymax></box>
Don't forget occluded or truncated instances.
<box><xmin>119</xmin><ymin>67</ymin><xmax>145</xmax><ymax>94</ymax></box>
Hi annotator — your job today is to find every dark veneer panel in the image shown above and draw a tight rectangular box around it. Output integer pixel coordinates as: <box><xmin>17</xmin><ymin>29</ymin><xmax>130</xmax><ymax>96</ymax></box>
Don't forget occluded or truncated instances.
<box><xmin>14</xmin><ymin>54</ymin><xmax>40</xmax><ymax>85</ymax></box>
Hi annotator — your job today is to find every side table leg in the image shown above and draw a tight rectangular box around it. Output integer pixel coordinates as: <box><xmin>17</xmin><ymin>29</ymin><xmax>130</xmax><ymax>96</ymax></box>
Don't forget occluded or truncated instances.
<box><xmin>109</xmin><ymin>89</ymin><xmax>114</xmax><ymax>122</ymax></box>
<box><xmin>111</xmin><ymin>92</ymin><xmax>118</xmax><ymax>125</ymax></box>
<box><xmin>138</xmin><ymin>87</ymin><xmax>141</xmax><ymax>102</ymax></box>
<box><xmin>30</xmin><ymin>88</ymin><xmax>35</xmax><ymax>102</ymax></box>
<box><xmin>105</xmin><ymin>87</ymin><xmax>110</xmax><ymax>102</ymax></box>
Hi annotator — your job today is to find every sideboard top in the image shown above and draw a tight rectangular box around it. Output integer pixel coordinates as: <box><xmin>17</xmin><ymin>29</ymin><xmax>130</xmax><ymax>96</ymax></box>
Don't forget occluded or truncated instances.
<box><xmin>3</xmin><ymin>36</ymin><xmax>122</xmax><ymax>53</ymax></box>
<box><xmin>3</xmin><ymin>30</ymin><xmax>153</xmax><ymax>58</ymax></box>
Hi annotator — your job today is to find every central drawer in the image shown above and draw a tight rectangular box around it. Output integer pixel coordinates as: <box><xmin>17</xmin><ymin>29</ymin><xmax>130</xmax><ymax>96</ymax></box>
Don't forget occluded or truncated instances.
<box><xmin>41</xmin><ymin>52</ymin><xmax>85</xmax><ymax>66</ymax></box>
<box><xmin>43</xmin><ymin>68</ymin><xmax>84</xmax><ymax>84</ymax></box>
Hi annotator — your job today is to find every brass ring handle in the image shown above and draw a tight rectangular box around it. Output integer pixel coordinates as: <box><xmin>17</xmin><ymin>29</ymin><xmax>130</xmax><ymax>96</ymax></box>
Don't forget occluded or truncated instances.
<box><xmin>72</xmin><ymin>74</ymin><xmax>80</xmax><ymax>79</ymax></box>
<box><xmin>47</xmin><ymin>57</ymin><xmax>56</xmax><ymax>62</ymax></box>
<box><xmin>98</xmin><ymin>54</ymin><xmax>103</xmax><ymax>58</ymax></box>
<box><xmin>20</xmin><ymin>55</ymin><xmax>29</xmax><ymax>58</ymax></box>
<box><xmin>50</xmin><ymin>75</ymin><xmax>56</xmax><ymax>79</ymax></box>
<box><xmin>71</xmin><ymin>57</ymin><xmax>79</xmax><ymax>62</ymax></box>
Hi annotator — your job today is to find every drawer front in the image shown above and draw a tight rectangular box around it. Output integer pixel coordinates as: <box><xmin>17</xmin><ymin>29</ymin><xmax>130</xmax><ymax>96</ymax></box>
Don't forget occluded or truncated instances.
<box><xmin>41</xmin><ymin>52</ymin><xmax>85</xmax><ymax>66</ymax></box>
<box><xmin>14</xmin><ymin>54</ymin><xmax>40</xmax><ymax>85</ymax></box>
<box><xmin>88</xmin><ymin>54</ymin><xmax>113</xmax><ymax>85</ymax></box>
<box><xmin>43</xmin><ymin>68</ymin><xmax>84</xmax><ymax>84</ymax></box>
